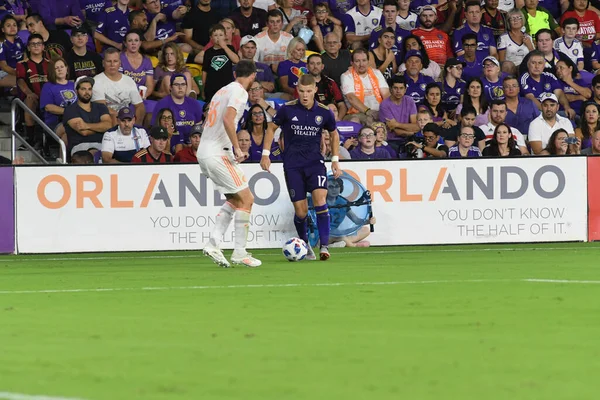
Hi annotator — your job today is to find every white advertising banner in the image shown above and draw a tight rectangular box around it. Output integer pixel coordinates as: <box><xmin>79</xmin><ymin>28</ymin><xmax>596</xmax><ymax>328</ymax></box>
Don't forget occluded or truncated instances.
<box><xmin>15</xmin><ymin>157</ymin><xmax>588</xmax><ymax>253</ymax></box>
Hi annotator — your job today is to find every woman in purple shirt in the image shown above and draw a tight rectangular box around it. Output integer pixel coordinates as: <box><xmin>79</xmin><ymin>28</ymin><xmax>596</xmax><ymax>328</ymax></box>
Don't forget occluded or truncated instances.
<box><xmin>448</xmin><ymin>126</ymin><xmax>482</xmax><ymax>158</ymax></box>
<box><xmin>575</xmin><ymin>102</ymin><xmax>600</xmax><ymax>150</ymax></box>
<box><xmin>119</xmin><ymin>30</ymin><xmax>156</xmax><ymax>117</ymax></box>
<box><xmin>244</xmin><ymin>104</ymin><xmax>281</xmax><ymax>162</ymax></box>
<box><xmin>277</xmin><ymin>37</ymin><xmax>307</xmax><ymax>99</ymax></box>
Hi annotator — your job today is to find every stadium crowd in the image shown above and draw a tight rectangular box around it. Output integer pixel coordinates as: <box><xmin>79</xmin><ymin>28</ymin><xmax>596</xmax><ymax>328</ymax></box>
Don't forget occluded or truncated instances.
<box><xmin>2</xmin><ymin>0</ymin><xmax>600</xmax><ymax>163</ymax></box>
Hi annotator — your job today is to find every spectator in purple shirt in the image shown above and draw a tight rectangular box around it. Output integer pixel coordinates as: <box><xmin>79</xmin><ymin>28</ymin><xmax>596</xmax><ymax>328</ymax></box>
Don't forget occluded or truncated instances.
<box><xmin>448</xmin><ymin>126</ymin><xmax>483</xmax><ymax>157</ymax></box>
<box><xmin>379</xmin><ymin>75</ymin><xmax>419</xmax><ymax>150</ymax></box>
<box><xmin>37</xmin><ymin>0</ymin><xmax>83</xmax><ymax>30</ymax></box>
<box><xmin>452</xmin><ymin>1</ymin><xmax>497</xmax><ymax>59</ymax></box>
<box><xmin>554</xmin><ymin>56</ymin><xmax>593</xmax><ymax>116</ymax></box>
<box><xmin>503</xmin><ymin>75</ymin><xmax>540</xmax><ymax>136</ymax></box>
<box><xmin>0</xmin><ymin>15</ymin><xmax>24</xmax><ymax>88</ymax></box>
<box><xmin>40</xmin><ymin>57</ymin><xmax>76</xmax><ymax>146</ymax></box>
<box><xmin>403</xmin><ymin>50</ymin><xmax>434</xmax><ymax>106</ymax></box>
<box><xmin>457</xmin><ymin>33</ymin><xmax>483</xmax><ymax>82</ymax></box>
<box><xmin>349</xmin><ymin>126</ymin><xmax>392</xmax><ymax>160</ymax></box>
<box><xmin>80</xmin><ymin>0</ymin><xmax>111</xmax><ymax>27</ymax></box>
<box><xmin>244</xmin><ymin>104</ymin><xmax>281</xmax><ymax>162</ymax></box>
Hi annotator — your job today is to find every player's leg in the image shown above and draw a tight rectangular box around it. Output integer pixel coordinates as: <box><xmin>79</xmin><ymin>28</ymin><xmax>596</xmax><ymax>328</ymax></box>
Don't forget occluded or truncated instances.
<box><xmin>307</xmin><ymin>164</ymin><xmax>331</xmax><ymax>261</ymax></box>
<box><xmin>228</xmin><ymin>187</ymin><xmax>261</xmax><ymax>267</ymax></box>
<box><xmin>285</xmin><ymin>168</ymin><xmax>316</xmax><ymax>259</ymax></box>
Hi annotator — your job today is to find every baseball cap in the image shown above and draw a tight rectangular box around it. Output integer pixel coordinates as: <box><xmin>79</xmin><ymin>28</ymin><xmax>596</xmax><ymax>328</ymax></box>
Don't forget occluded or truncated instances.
<box><xmin>405</xmin><ymin>50</ymin><xmax>423</xmax><ymax>61</ymax></box>
<box><xmin>190</xmin><ymin>124</ymin><xmax>203</xmax><ymax>137</ymax></box>
<box><xmin>117</xmin><ymin>107</ymin><xmax>134</xmax><ymax>120</ymax></box>
<box><xmin>70</xmin><ymin>25</ymin><xmax>88</xmax><ymax>36</ymax></box>
<box><xmin>170</xmin><ymin>73</ymin><xmax>186</xmax><ymax>86</ymax></box>
<box><xmin>75</xmin><ymin>76</ymin><xmax>94</xmax><ymax>90</ymax></box>
<box><xmin>419</xmin><ymin>5</ymin><xmax>437</xmax><ymax>15</ymax></box>
<box><xmin>445</xmin><ymin>57</ymin><xmax>466</xmax><ymax>69</ymax></box>
<box><xmin>540</xmin><ymin>92</ymin><xmax>558</xmax><ymax>103</ymax></box>
<box><xmin>149</xmin><ymin>126</ymin><xmax>169</xmax><ymax>140</ymax></box>
<box><xmin>482</xmin><ymin>56</ymin><xmax>500</xmax><ymax>67</ymax></box>
<box><xmin>240</xmin><ymin>35</ymin><xmax>256</xmax><ymax>47</ymax></box>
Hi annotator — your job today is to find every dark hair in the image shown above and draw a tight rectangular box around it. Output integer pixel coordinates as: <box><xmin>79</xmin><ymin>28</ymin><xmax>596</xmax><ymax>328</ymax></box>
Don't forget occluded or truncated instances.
<box><xmin>245</xmin><ymin>104</ymin><xmax>268</xmax><ymax>134</ymax></box>
<box><xmin>593</xmin><ymin>74</ymin><xmax>600</xmax><ymax>88</ymax></box>
<box><xmin>388</xmin><ymin>75</ymin><xmax>406</xmax><ymax>87</ymax></box>
<box><xmin>124</xmin><ymin>29</ymin><xmax>144</xmax><ymax>49</ymax></box>
<box><xmin>156</xmin><ymin>108</ymin><xmax>176</xmax><ymax>132</ymax></box>
<box><xmin>378</xmin><ymin>27</ymin><xmax>396</xmax><ymax>41</ymax></box>
<box><xmin>544</xmin><ymin>128</ymin><xmax>571</xmax><ymax>155</ymax></box>
<box><xmin>71</xmin><ymin>150</ymin><xmax>94</xmax><ymax>164</ymax></box>
<box><xmin>461</xmin><ymin>105</ymin><xmax>477</xmax><ymax>117</ymax></box>
<box><xmin>568</xmin><ymin>0</ymin><xmax>590</xmax><ymax>11</ymax></box>
<box><xmin>502</xmin><ymin>75</ymin><xmax>518</xmax><ymax>85</ymax></box>
<box><xmin>209</xmin><ymin>24</ymin><xmax>225</xmax><ymax>36</ymax></box>
<box><xmin>298</xmin><ymin>74</ymin><xmax>316</xmax><ymax>86</ymax></box>
<box><xmin>267</xmin><ymin>9</ymin><xmax>283</xmax><ymax>21</ymax></box>
<box><xmin>235</xmin><ymin>60</ymin><xmax>257</xmax><ymax>78</ymax></box>
<box><xmin>562</xmin><ymin>17</ymin><xmax>580</xmax><ymax>29</ymax></box>
<box><xmin>26</xmin><ymin>13</ymin><xmax>43</xmax><ymax>23</ymax></box>
<box><xmin>328</xmin><ymin>177</ymin><xmax>344</xmax><ymax>191</ymax></box>
<box><xmin>461</xmin><ymin>33</ymin><xmax>477</xmax><ymax>44</ymax></box>
<box><xmin>464</xmin><ymin>77</ymin><xmax>489</xmax><ymax>115</ymax></box>
<box><xmin>487</xmin><ymin>123</ymin><xmax>517</xmax><ymax>154</ymax></box>
<box><xmin>1</xmin><ymin>14</ymin><xmax>17</xmax><ymax>29</ymax></box>
<box><xmin>459</xmin><ymin>125</ymin><xmax>475</xmax><ymax>136</ymax></box>
<box><xmin>307</xmin><ymin>53</ymin><xmax>322</xmax><ymax>64</ymax></box>
<box><xmin>27</xmin><ymin>33</ymin><xmax>43</xmax><ymax>45</ymax></box>
<box><xmin>129</xmin><ymin>10</ymin><xmax>144</xmax><ymax>24</ymax></box>
<box><xmin>464</xmin><ymin>0</ymin><xmax>482</xmax><ymax>11</ymax></box>
<box><xmin>557</xmin><ymin>55</ymin><xmax>578</xmax><ymax>80</ymax></box>
<box><xmin>581</xmin><ymin>102</ymin><xmax>600</xmax><ymax>141</ymax></box>
<box><xmin>352</xmin><ymin>47</ymin><xmax>369</xmax><ymax>61</ymax></box>
<box><xmin>421</xmin><ymin>83</ymin><xmax>444</xmax><ymax>118</ymax></box>
<box><xmin>104</xmin><ymin>47</ymin><xmax>120</xmax><ymax>57</ymax></box>
<box><xmin>535</xmin><ymin>28</ymin><xmax>553</xmax><ymax>41</ymax></box>
<box><xmin>490</xmin><ymin>99</ymin><xmax>506</xmax><ymax>109</ymax></box>
<box><xmin>383</xmin><ymin>0</ymin><xmax>399</xmax><ymax>9</ymax></box>
<box><xmin>422</xmin><ymin>122</ymin><xmax>440</xmax><ymax>136</ymax></box>
<box><xmin>47</xmin><ymin>57</ymin><xmax>69</xmax><ymax>83</ymax></box>
<box><xmin>402</xmin><ymin>35</ymin><xmax>431</xmax><ymax>69</ymax></box>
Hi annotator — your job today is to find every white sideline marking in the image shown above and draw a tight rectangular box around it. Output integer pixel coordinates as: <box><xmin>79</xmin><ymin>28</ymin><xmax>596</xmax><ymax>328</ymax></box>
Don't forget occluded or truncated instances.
<box><xmin>0</xmin><ymin>245</ymin><xmax>597</xmax><ymax>263</ymax></box>
<box><xmin>0</xmin><ymin>278</ymin><xmax>599</xmax><ymax>295</ymax></box>
<box><xmin>0</xmin><ymin>392</ymin><xmax>87</xmax><ymax>400</ymax></box>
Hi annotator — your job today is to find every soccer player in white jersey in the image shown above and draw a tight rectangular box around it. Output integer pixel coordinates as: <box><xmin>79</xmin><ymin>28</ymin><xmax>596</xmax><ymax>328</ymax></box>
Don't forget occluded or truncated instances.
<box><xmin>197</xmin><ymin>60</ymin><xmax>261</xmax><ymax>268</ymax></box>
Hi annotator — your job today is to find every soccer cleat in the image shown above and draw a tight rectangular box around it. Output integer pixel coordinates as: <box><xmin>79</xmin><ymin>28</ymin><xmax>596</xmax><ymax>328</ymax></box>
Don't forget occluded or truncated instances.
<box><xmin>203</xmin><ymin>243</ymin><xmax>230</xmax><ymax>268</ymax></box>
<box><xmin>319</xmin><ymin>246</ymin><xmax>330</xmax><ymax>261</ymax></box>
<box><xmin>305</xmin><ymin>246</ymin><xmax>317</xmax><ymax>261</ymax></box>
<box><xmin>231</xmin><ymin>251</ymin><xmax>262</xmax><ymax>268</ymax></box>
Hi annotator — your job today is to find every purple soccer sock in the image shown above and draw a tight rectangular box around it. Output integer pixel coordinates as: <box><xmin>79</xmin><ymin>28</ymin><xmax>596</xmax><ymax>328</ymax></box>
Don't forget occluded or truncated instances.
<box><xmin>293</xmin><ymin>214</ymin><xmax>308</xmax><ymax>244</ymax></box>
<box><xmin>314</xmin><ymin>205</ymin><xmax>330</xmax><ymax>247</ymax></box>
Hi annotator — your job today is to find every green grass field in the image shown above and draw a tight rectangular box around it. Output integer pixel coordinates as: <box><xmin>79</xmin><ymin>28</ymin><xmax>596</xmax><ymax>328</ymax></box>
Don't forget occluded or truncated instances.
<box><xmin>1</xmin><ymin>243</ymin><xmax>599</xmax><ymax>400</ymax></box>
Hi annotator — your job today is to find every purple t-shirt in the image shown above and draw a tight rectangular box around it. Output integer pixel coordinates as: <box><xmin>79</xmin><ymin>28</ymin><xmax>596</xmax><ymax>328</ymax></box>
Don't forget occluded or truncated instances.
<box><xmin>441</xmin><ymin>79</ymin><xmax>465</xmax><ymax>112</ymax></box>
<box><xmin>273</xmin><ymin>100</ymin><xmax>336</xmax><ymax>169</ymax></box>
<box><xmin>482</xmin><ymin>73</ymin><xmax>508</xmax><ymax>101</ymax></box>
<box><xmin>405</xmin><ymin>73</ymin><xmax>435</xmax><ymax>106</ymax></box>
<box><xmin>0</xmin><ymin>36</ymin><xmax>25</xmax><ymax>69</ymax></box>
<box><xmin>378</xmin><ymin>95</ymin><xmax>417</xmax><ymax>143</ymax></box>
<box><xmin>146</xmin><ymin>7</ymin><xmax>177</xmax><ymax>41</ymax></box>
<box><xmin>453</xmin><ymin>24</ymin><xmax>496</xmax><ymax>59</ymax></box>
<box><xmin>152</xmin><ymin>96</ymin><xmax>203</xmax><ymax>144</ymax></box>
<box><xmin>314</xmin><ymin>0</ymin><xmax>356</xmax><ymax>19</ymax></box>
<box><xmin>248</xmin><ymin>133</ymin><xmax>282</xmax><ymax>162</ymax></box>
<box><xmin>505</xmin><ymin>97</ymin><xmax>540</xmax><ymax>136</ymax></box>
<box><xmin>79</xmin><ymin>0</ymin><xmax>111</xmax><ymax>23</ymax></box>
<box><xmin>38</xmin><ymin>0</ymin><xmax>83</xmax><ymax>29</ymax></box>
<box><xmin>40</xmin><ymin>81</ymin><xmax>77</xmax><ymax>128</ymax></box>
<box><xmin>458</xmin><ymin>55</ymin><xmax>483</xmax><ymax>82</ymax></box>
<box><xmin>448</xmin><ymin>145</ymin><xmax>482</xmax><ymax>158</ymax></box>
<box><xmin>520</xmin><ymin>72</ymin><xmax>561</xmax><ymax>101</ymax></box>
<box><xmin>350</xmin><ymin>146</ymin><xmax>392</xmax><ymax>160</ymax></box>
<box><xmin>119</xmin><ymin>54</ymin><xmax>154</xmax><ymax>87</ymax></box>
<box><xmin>560</xmin><ymin>71</ymin><xmax>594</xmax><ymax>114</ymax></box>
<box><xmin>96</xmin><ymin>6</ymin><xmax>129</xmax><ymax>48</ymax></box>
<box><xmin>277</xmin><ymin>60</ymin><xmax>307</xmax><ymax>90</ymax></box>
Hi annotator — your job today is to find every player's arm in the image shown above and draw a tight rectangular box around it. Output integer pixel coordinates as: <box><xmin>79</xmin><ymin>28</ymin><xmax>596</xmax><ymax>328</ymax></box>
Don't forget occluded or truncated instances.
<box><xmin>261</xmin><ymin>121</ymin><xmax>278</xmax><ymax>172</ymax></box>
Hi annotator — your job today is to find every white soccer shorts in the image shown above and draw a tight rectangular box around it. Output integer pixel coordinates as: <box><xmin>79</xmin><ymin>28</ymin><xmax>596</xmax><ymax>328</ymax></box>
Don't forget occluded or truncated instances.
<box><xmin>197</xmin><ymin>155</ymin><xmax>249</xmax><ymax>195</ymax></box>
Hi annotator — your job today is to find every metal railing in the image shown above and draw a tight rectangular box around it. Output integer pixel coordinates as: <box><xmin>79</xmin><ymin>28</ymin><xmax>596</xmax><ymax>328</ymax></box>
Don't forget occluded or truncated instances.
<box><xmin>11</xmin><ymin>98</ymin><xmax>67</xmax><ymax>164</ymax></box>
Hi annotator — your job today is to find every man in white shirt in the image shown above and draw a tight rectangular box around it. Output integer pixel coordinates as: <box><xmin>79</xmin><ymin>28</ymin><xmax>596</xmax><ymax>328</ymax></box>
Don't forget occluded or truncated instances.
<box><xmin>343</xmin><ymin>0</ymin><xmax>382</xmax><ymax>49</ymax></box>
<box><xmin>101</xmin><ymin>107</ymin><xmax>150</xmax><ymax>163</ymax></box>
<box><xmin>340</xmin><ymin>48</ymin><xmax>390</xmax><ymax>125</ymax></box>
<box><xmin>479</xmin><ymin>99</ymin><xmax>529</xmax><ymax>155</ymax></box>
<box><xmin>528</xmin><ymin>93</ymin><xmax>574</xmax><ymax>154</ymax></box>
<box><xmin>91</xmin><ymin>47</ymin><xmax>145</xmax><ymax>126</ymax></box>
<box><xmin>253</xmin><ymin>9</ymin><xmax>293</xmax><ymax>73</ymax></box>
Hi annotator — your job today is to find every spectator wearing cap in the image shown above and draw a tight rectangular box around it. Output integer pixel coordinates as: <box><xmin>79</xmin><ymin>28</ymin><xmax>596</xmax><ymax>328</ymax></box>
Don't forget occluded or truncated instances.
<box><xmin>25</xmin><ymin>14</ymin><xmax>72</xmax><ymax>60</ymax></box>
<box><xmin>519</xmin><ymin>50</ymin><xmax>575</xmax><ymax>119</ymax></box>
<box><xmin>102</xmin><ymin>107</ymin><xmax>150</xmax><ymax>163</ymax></box>
<box><xmin>94</xmin><ymin>0</ymin><xmax>130</xmax><ymax>51</ymax></box>
<box><xmin>131</xmin><ymin>126</ymin><xmax>173</xmax><ymax>163</ymax></box>
<box><xmin>342</xmin><ymin>0</ymin><xmax>382</xmax><ymax>50</ymax></box>
<box><xmin>368</xmin><ymin>1</ymin><xmax>410</xmax><ymax>56</ymax></box>
<box><xmin>304</xmin><ymin>53</ymin><xmax>347</xmax><ymax>121</ymax></box>
<box><xmin>379</xmin><ymin>75</ymin><xmax>419</xmax><ymax>151</ymax></box>
<box><xmin>182</xmin><ymin>0</ymin><xmax>221</xmax><ymax>53</ymax></box>
<box><xmin>341</xmin><ymin>48</ymin><xmax>390</xmax><ymax>125</ymax></box>
<box><xmin>453</xmin><ymin>1</ymin><xmax>497</xmax><ymax>59</ymax></box>
<box><xmin>441</xmin><ymin>58</ymin><xmax>466</xmax><ymax>118</ymax></box>
<box><xmin>16</xmin><ymin>33</ymin><xmax>49</xmax><ymax>149</ymax></box>
<box><xmin>253</xmin><ymin>10</ymin><xmax>293</xmax><ymax>73</ymax></box>
<box><xmin>92</xmin><ymin>47</ymin><xmax>145</xmax><ymax>126</ymax></box>
<box><xmin>406</xmin><ymin>123</ymin><xmax>449</xmax><ymax>158</ymax></box>
<box><xmin>65</xmin><ymin>26</ymin><xmax>104</xmax><ymax>79</ymax></box>
<box><xmin>397</xmin><ymin>35</ymin><xmax>441</xmax><ymax>80</ymax></box>
<box><xmin>503</xmin><ymin>75</ymin><xmax>540</xmax><ymax>135</ymax></box>
<box><xmin>349</xmin><ymin>126</ymin><xmax>392</xmax><ymax>160</ymax></box>
<box><xmin>230</xmin><ymin>0</ymin><xmax>268</xmax><ymax>37</ymax></box>
<box><xmin>402</xmin><ymin>50</ymin><xmax>434</xmax><ymax>106</ymax></box>
<box><xmin>236</xmin><ymin>35</ymin><xmax>275</xmax><ymax>93</ymax></box>
<box><xmin>528</xmin><ymin>92</ymin><xmax>575</xmax><ymax>154</ymax></box>
<box><xmin>0</xmin><ymin>15</ymin><xmax>24</xmax><ymax>90</ymax></box>
<box><xmin>479</xmin><ymin>99</ymin><xmax>529</xmax><ymax>154</ymax></box>
<box><xmin>321</xmin><ymin>32</ymin><xmax>352</xmax><ymax>87</ymax></box>
<box><xmin>411</xmin><ymin>5</ymin><xmax>453</xmax><ymax>66</ymax></box>
<box><xmin>64</xmin><ymin>76</ymin><xmax>112</xmax><ymax>158</ymax></box>
<box><xmin>497</xmin><ymin>8</ymin><xmax>535</xmax><ymax>75</ymax></box>
<box><xmin>174</xmin><ymin>124</ymin><xmax>202</xmax><ymax>162</ymax></box>
<box><xmin>151</xmin><ymin>73</ymin><xmax>203</xmax><ymax>144</ymax></box>
<box><xmin>481</xmin><ymin>56</ymin><xmax>507</xmax><ymax>101</ymax></box>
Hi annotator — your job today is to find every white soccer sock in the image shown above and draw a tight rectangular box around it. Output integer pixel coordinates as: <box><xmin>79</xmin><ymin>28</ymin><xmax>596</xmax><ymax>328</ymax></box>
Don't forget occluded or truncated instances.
<box><xmin>210</xmin><ymin>202</ymin><xmax>235</xmax><ymax>247</ymax></box>
<box><xmin>233</xmin><ymin>209</ymin><xmax>251</xmax><ymax>254</ymax></box>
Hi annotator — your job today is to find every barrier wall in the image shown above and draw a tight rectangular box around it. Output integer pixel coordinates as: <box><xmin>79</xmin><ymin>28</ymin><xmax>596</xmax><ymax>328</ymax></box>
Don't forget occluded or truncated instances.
<box><xmin>0</xmin><ymin>166</ymin><xmax>15</xmax><ymax>254</ymax></box>
<box><xmin>14</xmin><ymin>157</ymin><xmax>589</xmax><ymax>254</ymax></box>
<box><xmin>587</xmin><ymin>157</ymin><xmax>600</xmax><ymax>241</ymax></box>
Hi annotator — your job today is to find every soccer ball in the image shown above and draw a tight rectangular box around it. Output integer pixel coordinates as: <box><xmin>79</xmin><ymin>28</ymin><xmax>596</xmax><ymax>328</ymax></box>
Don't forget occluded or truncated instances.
<box><xmin>282</xmin><ymin>237</ymin><xmax>308</xmax><ymax>261</ymax></box>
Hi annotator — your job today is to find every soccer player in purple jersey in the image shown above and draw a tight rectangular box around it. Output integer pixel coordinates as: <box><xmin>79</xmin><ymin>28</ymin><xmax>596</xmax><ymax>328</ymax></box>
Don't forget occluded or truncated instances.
<box><xmin>260</xmin><ymin>74</ymin><xmax>342</xmax><ymax>261</ymax></box>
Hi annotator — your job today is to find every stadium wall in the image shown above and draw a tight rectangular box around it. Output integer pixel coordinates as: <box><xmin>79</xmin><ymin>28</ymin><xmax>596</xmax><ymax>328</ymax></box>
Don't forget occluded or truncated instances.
<box><xmin>0</xmin><ymin>166</ymin><xmax>15</xmax><ymax>254</ymax></box>
<box><xmin>12</xmin><ymin>157</ymin><xmax>589</xmax><ymax>254</ymax></box>
<box><xmin>587</xmin><ymin>157</ymin><xmax>600</xmax><ymax>241</ymax></box>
